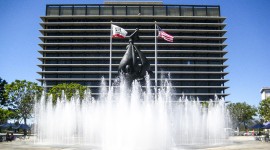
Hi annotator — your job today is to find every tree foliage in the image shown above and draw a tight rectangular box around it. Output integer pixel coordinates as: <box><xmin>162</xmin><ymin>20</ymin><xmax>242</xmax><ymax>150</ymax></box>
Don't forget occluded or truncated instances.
<box><xmin>48</xmin><ymin>83</ymin><xmax>87</xmax><ymax>102</ymax></box>
<box><xmin>258</xmin><ymin>97</ymin><xmax>270</xmax><ymax>122</ymax></box>
<box><xmin>0</xmin><ymin>77</ymin><xmax>8</xmax><ymax>107</ymax></box>
<box><xmin>4</xmin><ymin>80</ymin><xmax>42</xmax><ymax>124</ymax></box>
<box><xmin>227</xmin><ymin>102</ymin><xmax>257</xmax><ymax>130</ymax></box>
<box><xmin>0</xmin><ymin>108</ymin><xmax>14</xmax><ymax>124</ymax></box>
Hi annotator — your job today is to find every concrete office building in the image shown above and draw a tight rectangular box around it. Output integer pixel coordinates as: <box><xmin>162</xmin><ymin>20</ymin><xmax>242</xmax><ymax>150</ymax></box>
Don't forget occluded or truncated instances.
<box><xmin>261</xmin><ymin>87</ymin><xmax>270</xmax><ymax>100</ymax></box>
<box><xmin>38</xmin><ymin>0</ymin><xmax>229</xmax><ymax>100</ymax></box>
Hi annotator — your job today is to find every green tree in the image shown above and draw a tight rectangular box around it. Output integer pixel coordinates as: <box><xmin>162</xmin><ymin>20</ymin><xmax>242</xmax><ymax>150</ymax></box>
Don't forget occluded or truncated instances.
<box><xmin>48</xmin><ymin>83</ymin><xmax>87</xmax><ymax>103</ymax></box>
<box><xmin>227</xmin><ymin>102</ymin><xmax>257</xmax><ymax>130</ymax></box>
<box><xmin>4</xmin><ymin>80</ymin><xmax>42</xmax><ymax>124</ymax></box>
<box><xmin>0</xmin><ymin>77</ymin><xmax>8</xmax><ymax>107</ymax></box>
<box><xmin>258</xmin><ymin>97</ymin><xmax>270</xmax><ymax>122</ymax></box>
<box><xmin>0</xmin><ymin>108</ymin><xmax>14</xmax><ymax>124</ymax></box>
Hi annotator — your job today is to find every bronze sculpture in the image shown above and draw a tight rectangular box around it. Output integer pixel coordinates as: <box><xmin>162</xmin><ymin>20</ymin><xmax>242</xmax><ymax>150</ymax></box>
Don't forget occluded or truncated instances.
<box><xmin>118</xmin><ymin>28</ymin><xmax>152</xmax><ymax>85</ymax></box>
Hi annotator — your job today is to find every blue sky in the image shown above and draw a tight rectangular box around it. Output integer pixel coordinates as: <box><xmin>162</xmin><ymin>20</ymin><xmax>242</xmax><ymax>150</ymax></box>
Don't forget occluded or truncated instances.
<box><xmin>0</xmin><ymin>0</ymin><xmax>269</xmax><ymax>106</ymax></box>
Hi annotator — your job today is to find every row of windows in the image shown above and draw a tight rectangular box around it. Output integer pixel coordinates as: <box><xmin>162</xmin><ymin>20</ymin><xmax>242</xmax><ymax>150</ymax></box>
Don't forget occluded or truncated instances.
<box><xmin>198</xmin><ymin>95</ymin><xmax>225</xmax><ymax>101</ymax></box>
<box><xmin>46</xmin><ymin>18</ymin><xmax>222</xmax><ymax>24</ymax></box>
<box><xmin>44</xmin><ymin>53</ymin><xmax>223</xmax><ymax>57</ymax></box>
<box><xmin>45</xmin><ymin>53</ymin><xmax>109</xmax><ymax>57</ymax></box>
<box><xmin>43</xmin><ymin>86</ymin><xmax>224</xmax><ymax>96</ymax></box>
<box><xmin>46</xmin><ymin>32</ymin><xmax>222</xmax><ymax>37</ymax></box>
<box><xmin>43</xmin><ymin>86</ymin><xmax>225</xmax><ymax>100</ymax></box>
<box><xmin>44</xmin><ymin>80</ymin><xmax>224</xmax><ymax>87</ymax></box>
<box><xmin>43</xmin><ymin>87</ymin><xmax>225</xmax><ymax>96</ymax></box>
<box><xmin>160</xmin><ymin>74</ymin><xmax>224</xmax><ymax>79</ymax></box>
<box><xmin>168</xmin><ymin>81</ymin><xmax>225</xmax><ymax>86</ymax></box>
<box><xmin>44</xmin><ymin>73</ymin><xmax>223</xmax><ymax>79</ymax></box>
<box><xmin>44</xmin><ymin>66</ymin><xmax>224</xmax><ymax>72</ymax></box>
<box><xmin>120</xmin><ymin>74</ymin><xmax>224</xmax><ymax>80</ymax></box>
<box><xmin>159</xmin><ymin>60</ymin><xmax>224</xmax><ymax>64</ymax></box>
<box><xmin>46</xmin><ymin>25</ymin><xmax>220</xmax><ymax>30</ymax></box>
<box><xmin>45</xmin><ymin>67</ymin><xmax>108</xmax><ymax>71</ymax></box>
<box><xmin>187</xmin><ymin>95</ymin><xmax>224</xmax><ymax>101</ymax></box>
<box><xmin>45</xmin><ymin>74</ymin><xmax>104</xmax><ymax>78</ymax></box>
<box><xmin>47</xmin><ymin>5</ymin><xmax>220</xmax><ymax>17</ymax></box>
<box><xmin>44</xmin><ymin>59</ymin><xmax>223</xmax><ymax>65</ymax></box>
<box><xmin>45</xmin><ymin>39</ymin><xmax>222</xmax><ymax>44</ymax></box>
<box><xmin>175</xmin><ymin>88</ymin><xmax>224</xmax><ymax>94</ymax></box>
<box><xmin>159</xmin><ymin>67</ymin><xmax>224</xmax><ymax>72</ymax></box>
<box><xmin>45</xmin><ymin>46</ymin><xmax>223</xmax><ymax>50</ymax></box>
<box><xmin>42</xmin><ymin>72</ymin><xmax>225</xmax><ymax>79</ymax></box>
<box><xmin>157</xmin><ymin>53</ymin><xmax>223</xmax><ymax>57</ymax></box>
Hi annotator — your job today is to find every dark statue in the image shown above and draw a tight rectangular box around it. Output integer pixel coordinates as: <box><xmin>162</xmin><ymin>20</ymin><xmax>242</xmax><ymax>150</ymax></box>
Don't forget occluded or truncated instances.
<box><xmin>118</xmin><ymin>28</ymin><xmax>152</xmax><ymax>85</ymax></box>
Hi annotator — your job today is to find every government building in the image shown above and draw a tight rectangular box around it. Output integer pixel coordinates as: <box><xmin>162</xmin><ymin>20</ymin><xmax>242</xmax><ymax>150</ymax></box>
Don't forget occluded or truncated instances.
<box><xmin>38</xmin><ymin>0</ymin><xmax>229</xmax><ymax>100</ymax></box>
<box><xmin>261</xmin><ymin>87</ymin><xmax>270</xmax><ymax>100</ymax></box>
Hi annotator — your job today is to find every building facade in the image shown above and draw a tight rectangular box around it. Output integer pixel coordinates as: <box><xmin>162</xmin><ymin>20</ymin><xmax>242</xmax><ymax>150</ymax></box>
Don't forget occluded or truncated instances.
<box><xmin>261</xmin><ymin>87</ymin><xmax>270</xmax><ymax>100</ymax></box>
<box><xmin>38</xmin><ymin>1</ymin><xmax>229</xmax><ymax>100</ymax></box>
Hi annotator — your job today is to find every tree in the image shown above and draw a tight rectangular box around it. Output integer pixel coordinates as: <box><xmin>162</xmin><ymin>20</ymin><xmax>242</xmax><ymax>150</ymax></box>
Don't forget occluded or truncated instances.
<box><xmin>4</xmin><ymin>80</ymin><xmax>42</xmax><ymax>124</ymax></box>
<box><xmin>227</xmin><ymin>102</ymin><xmax>257</xmax><ymax>130</ymax></box>
<box><xmin>0</xmin><ymin>108</ymin><xmax>14</xmax><ymax>124</ymax></box>
<box><xmin>48</xmin><ymin>83</ymin><xmax>87</xmax><ymax>103</ymax></box>
<box><xmin>0</xmin><ymin>77</ymin><xmax>8</xmax><ymax>107</ymax></box>
<box><xmin>258</xmin><ymin>97</ymin><xmax>270</xmax><ymax>122</ymax></box>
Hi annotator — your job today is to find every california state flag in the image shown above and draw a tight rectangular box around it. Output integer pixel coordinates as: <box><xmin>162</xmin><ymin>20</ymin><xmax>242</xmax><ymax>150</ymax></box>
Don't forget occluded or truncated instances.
<box><xmin>111</xmin><ymin>24</ymin><xmax>128</xmax><ymax>38</ymax></box>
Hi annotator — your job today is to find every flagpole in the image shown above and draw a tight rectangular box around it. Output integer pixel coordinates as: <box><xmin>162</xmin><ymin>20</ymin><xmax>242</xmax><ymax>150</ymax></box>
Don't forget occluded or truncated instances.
<box><xmin>109</xmin><ymin>23</ymin><xmax>112</xmax><ymax>90</ymax></box>
<box><xmin>155</xmin><ymin>22</ymin><xmax>157</xmax><ymax>100</ymax></box>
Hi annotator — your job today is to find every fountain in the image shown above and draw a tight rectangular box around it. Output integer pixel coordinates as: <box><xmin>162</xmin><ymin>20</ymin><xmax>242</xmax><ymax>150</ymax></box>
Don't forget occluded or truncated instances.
<box><xmin>34</xmin><ymin>29</ymin><xmax>231</xmax><ymax>149</ymax></box>
<box><xmin>34</xmin><ymin>76</ymin><xmax>231</xmax><ymax>150</ymax></box>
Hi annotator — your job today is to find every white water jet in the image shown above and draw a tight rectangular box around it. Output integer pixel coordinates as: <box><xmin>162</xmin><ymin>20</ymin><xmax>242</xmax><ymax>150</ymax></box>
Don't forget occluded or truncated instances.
<box><xmin>34</xmin><ymin>75</ymin><xmax>231</xmax><ymax>149</ymax></box>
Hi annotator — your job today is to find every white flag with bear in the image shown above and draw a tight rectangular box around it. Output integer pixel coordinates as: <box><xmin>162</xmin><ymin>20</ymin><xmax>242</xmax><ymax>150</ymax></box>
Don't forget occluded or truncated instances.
<box><xmin>111</xmin><ymin>24</ymin><xmax>128</xmax><ymax>38</ymax></box>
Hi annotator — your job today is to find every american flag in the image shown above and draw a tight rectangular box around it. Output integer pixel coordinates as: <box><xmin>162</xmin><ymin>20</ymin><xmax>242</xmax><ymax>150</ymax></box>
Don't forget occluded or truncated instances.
<box><xmin>157</xmin><ymin>25</ymin><xmax>174</xmax><ymax>42</ymax></box>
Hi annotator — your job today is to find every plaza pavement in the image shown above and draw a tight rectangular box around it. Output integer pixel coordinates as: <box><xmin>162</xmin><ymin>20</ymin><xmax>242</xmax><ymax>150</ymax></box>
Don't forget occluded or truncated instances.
<box><xmin>206</xmin><ymin>136</ymin><xmax>270</xmax><ymax>150</ymax></box>
<box><xmin>0</xmin><ymin>136</ymin><xmax>269</xmax><ymax>150</ymax></box>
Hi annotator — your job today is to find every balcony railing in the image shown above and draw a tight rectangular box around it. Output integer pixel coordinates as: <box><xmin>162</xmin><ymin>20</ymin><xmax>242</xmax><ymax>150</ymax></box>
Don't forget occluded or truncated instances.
<box><xmin>46</xmin><ymin>4</ymin><xmax>220</xmax><ymax>17</ymax></box>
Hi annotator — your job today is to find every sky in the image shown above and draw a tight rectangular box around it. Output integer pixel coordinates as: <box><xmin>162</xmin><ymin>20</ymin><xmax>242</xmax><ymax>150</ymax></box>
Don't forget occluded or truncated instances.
<box><xmin>0</xmin><ymin>0</ymin><xmax>269</xmax><ymax>106</ymax></box>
